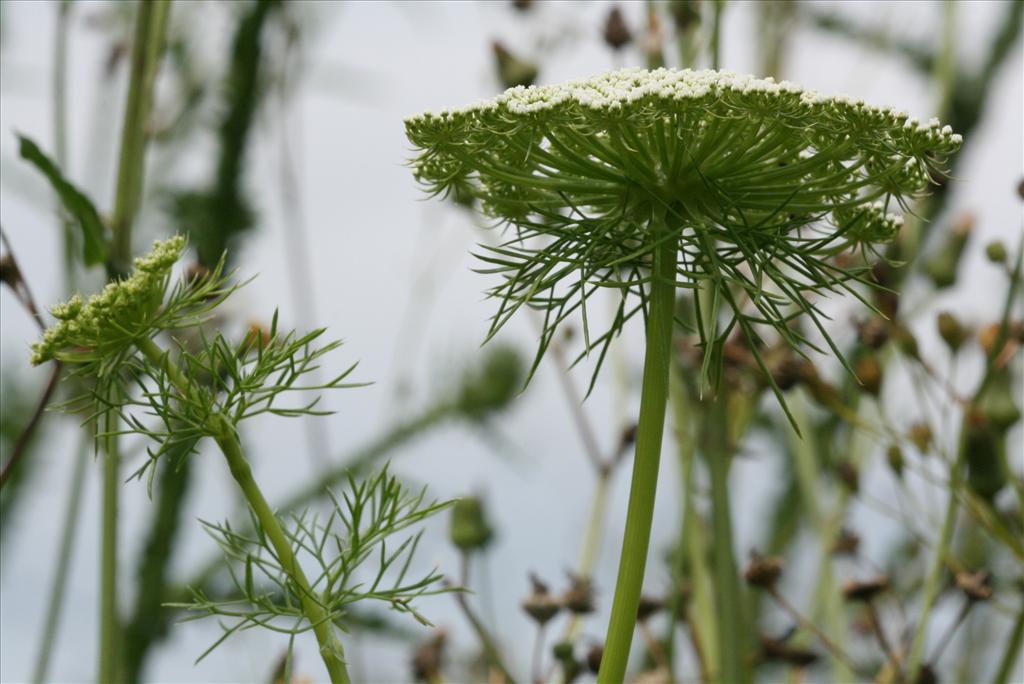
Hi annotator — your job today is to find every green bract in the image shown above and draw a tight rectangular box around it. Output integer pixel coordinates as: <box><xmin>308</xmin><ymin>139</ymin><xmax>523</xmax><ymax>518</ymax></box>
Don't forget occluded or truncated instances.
<box><xmin>31</xmin><ymin>236</ymin><xmax>187</xmax><ymax>366</ymax></box>
<box><xmin>406</xmin><ymin>68</ymin><xmax>961</xmax><ymax>384</ymax></box>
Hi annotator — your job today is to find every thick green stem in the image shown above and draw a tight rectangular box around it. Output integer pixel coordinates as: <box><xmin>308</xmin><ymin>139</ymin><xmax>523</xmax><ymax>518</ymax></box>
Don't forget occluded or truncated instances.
<box><xmin>212</xmin><ymin>424</ymin><xmax>352</xmax><ymax>684</ymax></box>
<box><xmin>598</xmin><ymin>217</ymin><xmax>677</xmax><ymax>683</ymax></box>
<box><xmin>98</xmin><ymin>392</ymin><xmax>121</xmax><ymax>684</ymax></box>
<box><xmin>704</xmin><ymin>399</ymin><xmax>749</xmax><ymax>684</ymax></box>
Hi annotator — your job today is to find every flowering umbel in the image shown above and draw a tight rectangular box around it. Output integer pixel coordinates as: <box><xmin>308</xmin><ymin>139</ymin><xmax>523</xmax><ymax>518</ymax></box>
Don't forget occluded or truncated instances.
<box><xmin>31</xmin><ymin>236</ymin><xmax>187</xmax><ymax>366</ymax></box>
<box><xmin>406</xmin><ymin>68</ymin><xmax>960</xmax><ymax>387</ymax></box>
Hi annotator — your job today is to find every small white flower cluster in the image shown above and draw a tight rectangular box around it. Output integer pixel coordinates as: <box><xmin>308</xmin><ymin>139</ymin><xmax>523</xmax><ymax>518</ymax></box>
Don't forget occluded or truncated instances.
<box><xmin>832</xmin><ymin>202</ymin><xmax>904</xmax><ymax>244</ymax></box>
<box><xmin>31</xmin><ymin>236</ymin><xmax>186</xmax><ymax>365</ymax></box>
<box><xmin>406</xmin><ymin>68</ymin><xmax>961</xmax><ymax>148</ymax></box>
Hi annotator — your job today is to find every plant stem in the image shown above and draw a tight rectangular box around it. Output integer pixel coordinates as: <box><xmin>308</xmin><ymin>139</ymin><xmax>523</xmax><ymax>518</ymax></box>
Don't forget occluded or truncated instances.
<box><xmin>32</xmin><ymin>435</ymin><xmax>88</xmax><ymax>684</ymax></box>
<box><xmin>597</xmin><ymin>214</ymin><xmax>677</xmax><ymax>683</ymax></box>
<box><xmin>132</xmin><ymin>336</ymin><xmax>351</xmax><ymax>683</ymax></box>
<box><xmin>705</xmin><ymin>398</ymin><xmax>749</xmax><ymax>684</ymax></box>
<box><xmin>98</xmin><ymin>390</ymin><xmax>122</xmax><ymax>684</ymax></box>
<box><xmin>109</xmin><ymin>0</ymin><xmax>171</xmax><ymax>273</ymax></box>
<box><xmin>212</xmin><ymin>423</ymin><xmax>352</xmax><ymax>684</ymax></box>
<box><xmin>97</xmin><ymin>5</ymin><xmax>170</xmax><ymax>679</ymax></box>
<box><xmin>906</xmin><ymin>449</ymin><xmax>961</xmax><ymax>679</ymax></box>
<box><xmin>449</xmin><ymin>580</ymin><xmax>517</xmax><ymax>684</ymax></box>
<box><xmin>993</xmin><ymin>601</ymin><xmax>1024</xmax><ymax>684</ymax></box>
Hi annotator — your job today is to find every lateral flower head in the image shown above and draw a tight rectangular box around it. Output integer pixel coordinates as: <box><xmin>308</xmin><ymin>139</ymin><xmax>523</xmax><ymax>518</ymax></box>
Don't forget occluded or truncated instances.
<box><xmin>406</xmin><ymin>68</ymin><xmax>960</xmax><ymax>386</ymax></box>
<box><xmin>31</xmin><ymin>236</ymin><xmax>187</xmax><ymax>366</ymax></box>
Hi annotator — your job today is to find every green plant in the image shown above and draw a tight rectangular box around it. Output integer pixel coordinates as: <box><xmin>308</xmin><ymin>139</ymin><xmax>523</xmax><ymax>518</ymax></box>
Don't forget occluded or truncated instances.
<box><xmin>406</xmin><ymin>67</ymin><xmax>959</xmax><ymax>683</ymax></box>
<box><xmin>31</xmin><ymin>236</ymin><xmax>451</xmax><ymax>683</ymax></box>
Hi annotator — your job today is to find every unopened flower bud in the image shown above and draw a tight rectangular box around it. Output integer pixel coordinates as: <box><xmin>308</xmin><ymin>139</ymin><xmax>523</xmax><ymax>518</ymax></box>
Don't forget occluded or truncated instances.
<box><xmin>923</xmin><ymin>213</ymin><xmax>973</xmax><ymax>289</ymax></box>
<box><xmin>492</xmin><ymin>41</ymin><xmax>538</xmax><ymax>89</ymax></box>
<box><xmin>909</xmin><ymin>422</ymin><xmax>933</xmax><ymax>453</ymax></box>
<box><xmin>985</xmin><ymin>240</ymin><xmax>1007</xmax><ymax>264</ymax></box>
<box><xmin>886</xmin><ymin>445</ymin><xmax>905</xmax><ymax>478</ymax></box>
<box><xmin>977</xmin><ymin>365</ymin><xmax>1021</xmax><ymax>432</ymax></box>
<box><xmin>937</xmin><ymin>312</ymin><xmax>967</xmax><ymax>353</ymax></box>
<box><xmin>449</xmin><ymin>496</ymin><xmax>494</xmax><ymax>552</ymax></box>
<box><xmin>854</xmin><ymin>354</ymin><xmax>883</xmax><ymax>396</ymax></box>
<box><xmin>411</xmin><ymin>630</ymin><xmax>446</xmax><ymax>682</ymax></box>
<box><xmin>836</xmin><ymin>462</ymin><xmax>859</xmax><ymax>493</ymax></box>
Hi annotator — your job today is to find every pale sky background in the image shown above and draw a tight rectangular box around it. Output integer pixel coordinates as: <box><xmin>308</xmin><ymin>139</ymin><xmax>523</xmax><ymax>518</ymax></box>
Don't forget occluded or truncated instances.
<box><xmin>0</xmin><ymin>1</ymin><xmax>1021</xmax><ymax>682</ymax></box>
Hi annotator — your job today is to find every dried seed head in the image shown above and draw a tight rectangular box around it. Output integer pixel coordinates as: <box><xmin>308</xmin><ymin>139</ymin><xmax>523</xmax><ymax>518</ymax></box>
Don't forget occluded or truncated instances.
<box><xmin>744</xmin><ymin>552</ymin><xmax>784</xmax><ymax>589</ymax></box>
<box><xmin>636</xmin><ymin>594</ymin><xmax>665</xmax><ymax>622</ymax></box>
<box><xmin>521</xmin><ymin>573</ymin><xmax>561</xmax><ymax>625</ymax></box>
<box><xmin>832</xmin><ymin>528</ymin><xmax>861</xmax><ymax>556</ymax></box>
<box><xmin>586</xmin><ymin>645</ymin><xmax>603</xmax><ymax>674</ymax></box>
<box><xmin>0</xmin><ymin>254</ymin><xmax>21</xmax><ymax>290</ymax></box>
<box><xmin>758</xmin><ymin>635</ymin><xmax>819</xmax><ymax>668</ymax></box>
<box><xmin>858</xmin><ymin>316</ymin><xmax>890</xmax><ymax>349</ymax></box>
<box><xmin>603</xmin><ymin>7</ymin><xmax>632</xmax><ymax>50</ymax></box>
<box><xmin>842</xmin><ymin>576</ymin><xmax>889</xmax><ymax>603</ymax></box>
<box><xmin>955</xmin><ymin>570</ymin><xmax>994</xmax><ymax>602</ymax></box>
<box><xmin>562</xmin><ymin>573</ymin><xmax>596</xmax><ymax>614</ymax></box>
<box><xmin>411</xmin><ymin>630</ymin><xmax>447</xmax><ymax>682</ymax></box>
<box><xmin>836</xmin><ymin>461</ymin><xmax>859</xmax><ymax>493</ymax></box>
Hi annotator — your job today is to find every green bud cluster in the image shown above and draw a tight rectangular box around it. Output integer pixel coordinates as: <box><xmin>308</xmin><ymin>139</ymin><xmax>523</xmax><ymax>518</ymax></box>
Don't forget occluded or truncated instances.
<box><xmin>31</xmin><ymin>236</ymin><xmax>187</xmax><ymax>366</ymax></box>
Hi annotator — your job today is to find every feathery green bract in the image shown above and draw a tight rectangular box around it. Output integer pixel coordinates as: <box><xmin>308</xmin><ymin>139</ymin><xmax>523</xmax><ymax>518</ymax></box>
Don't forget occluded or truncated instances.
<box><xmin>170</xmin><ymin>466</ymin><xmax>452</xmax><ymax>663</ymax></box>
<box><xmin>406</xmin><ymin>68</ymin><xmax>960</xmax><ymax>393</ymax></box>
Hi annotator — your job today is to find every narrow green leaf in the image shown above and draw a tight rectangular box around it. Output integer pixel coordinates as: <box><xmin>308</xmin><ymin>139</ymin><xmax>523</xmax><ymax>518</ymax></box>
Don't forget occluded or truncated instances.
<box><xmin>18</xmin><ymin>134</ymin><xmax>108</xmax><ymax>266</ymax></box>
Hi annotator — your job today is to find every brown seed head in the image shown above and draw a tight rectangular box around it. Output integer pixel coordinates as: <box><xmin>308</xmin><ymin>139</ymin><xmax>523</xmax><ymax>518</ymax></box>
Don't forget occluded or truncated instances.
<box><xmin>744</xmin><ymin>553</ymin><xmax>784</xmax><ymax>589</ymax></box>
<box><xmin>603</xmin><ymin>7</ymin><xmax>632</xmax><ymax>50</ymax></box>
<box><xmin>955</xmin><ymin>570</ymin><xmax>994</xmax><ymax>602</ymax></box>
<box><xmin>842</xmin><ymin>576</ymin><xmax>889</xmax><ymax>603</ymax></box>
<box><xmin>562</xmin><ymin>573</ymin><xmax>595</xmax><ymax>614</ymax></box>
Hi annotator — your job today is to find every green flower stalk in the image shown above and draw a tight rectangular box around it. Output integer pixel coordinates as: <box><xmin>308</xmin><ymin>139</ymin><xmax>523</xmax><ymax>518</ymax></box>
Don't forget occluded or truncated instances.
<box><xmin>406</xmin><ymin>68</ymin><xmax>959</xmax><ymax>682</ymax></box>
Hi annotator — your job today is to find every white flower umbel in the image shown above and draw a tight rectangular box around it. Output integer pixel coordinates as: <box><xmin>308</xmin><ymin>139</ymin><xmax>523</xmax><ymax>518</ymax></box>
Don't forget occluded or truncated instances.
<box><xmin>407</xmin><ymin>68</ymin><xmax>960</xmax><ymax>684</ymax></box>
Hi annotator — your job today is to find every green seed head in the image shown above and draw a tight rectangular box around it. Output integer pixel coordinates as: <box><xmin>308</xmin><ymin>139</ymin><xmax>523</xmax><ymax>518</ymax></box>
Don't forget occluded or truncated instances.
<box><xmin>30</xmin><ymin>236</ymin><xmax>187</xmax><ymax>366</ymax></box>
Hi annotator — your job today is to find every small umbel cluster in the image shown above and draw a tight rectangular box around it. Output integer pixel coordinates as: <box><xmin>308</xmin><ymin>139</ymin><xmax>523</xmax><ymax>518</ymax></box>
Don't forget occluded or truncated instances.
<box><xmin>31</xmin><ymin>236</ymin><xmax>187</xmax><ymax>366</ymax></box>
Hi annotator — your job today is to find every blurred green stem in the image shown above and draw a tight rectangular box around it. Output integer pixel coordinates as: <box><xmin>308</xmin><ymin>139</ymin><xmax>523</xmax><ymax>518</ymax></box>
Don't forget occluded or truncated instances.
<box><xmin>32</xmin><ymin>436</ymin><xmax>88</xmax><ymax>684</ymax></box>
<box><xmin>98</xmin><ymin>390</ymin><xmax>122</xmax><ymax>684</ymax></box>
<box><xmin>32</xmin><ymin>7</ymin><xmax>79</xmax><ymax>681</ymax></box>
<box><xmin>993</xmin><ymin>602</ymin><xmax>1024</xmax><ymax>684</ymax></box>
<box><xmin>598</xmin><ymin>210</ymin><xmax>677</xmax><ymax>683</ymax></box>
<box><xmin>710</xmin><ymin>0</ymin><xmax>725</xmax><ymax>70</ymax></box>
<box><xmin>109</xmin><ymin>0</ymin><xmax>171</xmax><ymax>273</ymax></box>
<box><xmin>705</xmin><ymin>398</ymin><xmax>749</xmax><ymax>684</ymax></box>
<box><xmin>909</xmin><ymin>244</ymin><xmax>1023</xmax><ymax>680</ymax></box>
<box><xmin>98</xmin><ymin>5</ymin><xmax>170</xmax><ymax>680</ymax></box>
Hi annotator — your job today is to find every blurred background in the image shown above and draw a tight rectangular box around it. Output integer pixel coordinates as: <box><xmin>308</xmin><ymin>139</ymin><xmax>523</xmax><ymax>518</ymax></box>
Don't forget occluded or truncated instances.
<box><xmin>1</xmin><ymin>1</ymin><xmax>1021</xmax><ymax>682</ymax></box>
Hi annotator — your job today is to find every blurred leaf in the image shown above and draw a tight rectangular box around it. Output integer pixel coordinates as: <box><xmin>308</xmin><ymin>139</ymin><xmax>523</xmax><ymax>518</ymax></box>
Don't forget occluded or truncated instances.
<box><xmin>17</xmin><ymin>134</ymin><xmax>108</xmax><ymax>266</ymax></box>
